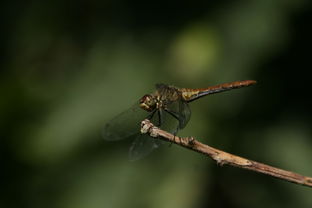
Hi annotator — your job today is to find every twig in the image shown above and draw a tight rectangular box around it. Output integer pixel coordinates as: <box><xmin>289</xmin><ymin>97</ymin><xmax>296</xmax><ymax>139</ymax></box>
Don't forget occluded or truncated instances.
<box><xmin>140</xmin><ymin>119</ymin><xmax>312</xmax><ymax>188</ymax></box>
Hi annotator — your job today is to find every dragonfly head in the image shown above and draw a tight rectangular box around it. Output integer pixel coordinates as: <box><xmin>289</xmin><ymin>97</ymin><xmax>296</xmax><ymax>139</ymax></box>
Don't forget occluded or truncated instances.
<box><xmin>139</xmin><ymin>94</ymin><xmax>156</xmax><ymax>112</ymax></box>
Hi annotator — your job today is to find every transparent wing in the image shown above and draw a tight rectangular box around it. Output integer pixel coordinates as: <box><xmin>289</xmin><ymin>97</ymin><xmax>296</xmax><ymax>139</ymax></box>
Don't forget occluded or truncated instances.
<box><xmin>128</xmin><ymin>134</ymin><xmax>160</xmax><ymax>161</ymax></box>
<box><xmin>178</xmin><ymin>99</ymin><xmax>191</xmax><ymax>129</ymax></box>
<box><xmin>102</xmin><ymin>102</ymin><xmax>149</xmax><ymax>141</ymax></box>
<box><xmin>128</xmin><ymin>106</ymin><xmax>168</xmax><ymax>160</ymax></box>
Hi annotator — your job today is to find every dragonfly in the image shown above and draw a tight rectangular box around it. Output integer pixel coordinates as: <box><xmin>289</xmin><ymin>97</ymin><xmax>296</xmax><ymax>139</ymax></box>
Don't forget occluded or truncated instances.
<box><xmin>102</xmin><ymin>80</ymin><xmax>256</xmax><ymax>161</ymax></box>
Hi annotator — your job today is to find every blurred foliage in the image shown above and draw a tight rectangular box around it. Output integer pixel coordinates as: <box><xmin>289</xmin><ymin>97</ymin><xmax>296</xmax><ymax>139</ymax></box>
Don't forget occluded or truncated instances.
<box><xmin>1</xmin><ymin>0</ymin><xmax>312</xmax><ymax>208</ymax></box>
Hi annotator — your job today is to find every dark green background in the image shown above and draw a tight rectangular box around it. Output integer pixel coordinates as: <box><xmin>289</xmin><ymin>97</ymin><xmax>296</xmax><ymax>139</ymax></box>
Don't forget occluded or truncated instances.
<box><xmin>1</xmin><ymin>0</ymin><xmax>312</xmax><ymax>207</ymax></box>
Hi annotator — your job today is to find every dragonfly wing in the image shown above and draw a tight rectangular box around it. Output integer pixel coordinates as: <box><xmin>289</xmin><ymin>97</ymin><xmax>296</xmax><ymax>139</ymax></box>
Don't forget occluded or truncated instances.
<box><xmin>128</xmin><ymin>134</ymin><xmax>160</xmax><ymax>161</ymax></box>
<box><xmin>178</xmin><ymin>100</ymin><xmax>191</xmax><ymax>129</ymax></box>
<box><xmin>165</xmin><ymin>99</ymin><xmax>191</xmax><ymax>131</ymax></box>
<box><xmin>102</xmin><ymin>102</ymin><xmax>149</xmax><ymax>141</ymax></box>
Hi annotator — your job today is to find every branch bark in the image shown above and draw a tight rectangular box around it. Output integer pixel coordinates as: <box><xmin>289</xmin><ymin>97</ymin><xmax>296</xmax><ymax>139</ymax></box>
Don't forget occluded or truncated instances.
<box><xmin>140</xmin><ymin>119</ymin><xmax>312</xmax><ymax>188</ymax></box>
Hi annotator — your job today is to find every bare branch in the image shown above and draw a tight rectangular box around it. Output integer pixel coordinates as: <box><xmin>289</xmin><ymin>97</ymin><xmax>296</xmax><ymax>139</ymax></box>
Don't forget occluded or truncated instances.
<box><xmin>141</xmin><ymin>119</ymin><xmax>312</xmax><ymax>188</ymax></box>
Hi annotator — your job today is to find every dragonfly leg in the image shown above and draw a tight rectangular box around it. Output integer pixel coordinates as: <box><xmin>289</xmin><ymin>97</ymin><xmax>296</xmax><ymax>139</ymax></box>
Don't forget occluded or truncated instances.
<box><xmin>158</xmin><ymin>109</ymin><xmax>163</xmax><ymax>127</ymax></box>
<box><xmin>162</xmin><ymin>109</ymin><xmax>177</xmax><ymax>146</ymax></box>
<box><xmin>164</xmin><ymin>109</ymin><xmax>180</xmax><ymax>133</ymax></box>
<box><xmin>147</xmin><ymin>109</ymin><xmax>157</xmax><ymax>120</ymax></box>
<box><xmin>164</xmin><ymin>109</ymin><xmax>179</xmax><ymax>122</ymax></box>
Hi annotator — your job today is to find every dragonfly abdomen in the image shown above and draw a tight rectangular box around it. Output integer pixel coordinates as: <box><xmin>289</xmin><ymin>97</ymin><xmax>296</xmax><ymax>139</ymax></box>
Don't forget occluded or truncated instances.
<box><xmin>180</xmin><ymin>80</ymin><xmax>256</xmax><ymax>102</ymax></box>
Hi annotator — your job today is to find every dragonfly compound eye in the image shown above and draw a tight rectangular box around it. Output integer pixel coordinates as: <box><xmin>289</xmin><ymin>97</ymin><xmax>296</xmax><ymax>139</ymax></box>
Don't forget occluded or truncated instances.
<box><xmin>139</xmin><ymin>94</ymin><xmax>155</xmax><ymax>112</ymax></box>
